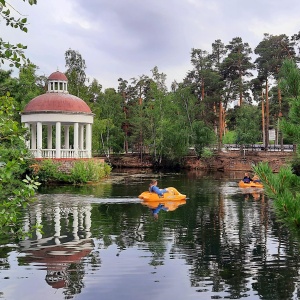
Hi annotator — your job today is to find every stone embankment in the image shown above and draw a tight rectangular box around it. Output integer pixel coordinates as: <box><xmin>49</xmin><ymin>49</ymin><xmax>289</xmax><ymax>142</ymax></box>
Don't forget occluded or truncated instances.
<box><xmin>105</xmin><ymin>151</ymin><xmax>295</xmax><ymax>172</ymax></box>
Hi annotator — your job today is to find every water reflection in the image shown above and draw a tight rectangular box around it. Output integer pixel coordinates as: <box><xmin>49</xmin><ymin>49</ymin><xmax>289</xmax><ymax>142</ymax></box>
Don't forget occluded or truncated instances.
<box><xmin>141</xmin><ymin>199</ymin><xmax>187</xmax><ymax>219</ymax></box>
<box><xmin>19</xmin><ymin>196</ymin><xmax>96</xmax><ymax>297</ymax></box>
<box><xmin>1</xmin><ymin>172</ymin><xmax>300</xmax><ymax>300</ymax></box>
<box><xmin>239</xmin><ymin>187</ymin><xmax>264</xmax><ymax>201</ymax></box>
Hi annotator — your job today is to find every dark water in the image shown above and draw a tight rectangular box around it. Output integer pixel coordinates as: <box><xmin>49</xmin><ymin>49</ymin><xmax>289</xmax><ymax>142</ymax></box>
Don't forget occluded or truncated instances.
<box><xmin>1</xmin><ymin>170</ymin><xmax>300</xmax><ymax>300</ymax></box>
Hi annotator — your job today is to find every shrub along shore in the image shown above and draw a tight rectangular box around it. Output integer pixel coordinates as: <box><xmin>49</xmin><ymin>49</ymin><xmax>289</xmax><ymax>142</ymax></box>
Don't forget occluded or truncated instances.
<box><xmin>30</xmin><ymin>158</ymin><xmax>112</xmax><ymax>184</ymax></box>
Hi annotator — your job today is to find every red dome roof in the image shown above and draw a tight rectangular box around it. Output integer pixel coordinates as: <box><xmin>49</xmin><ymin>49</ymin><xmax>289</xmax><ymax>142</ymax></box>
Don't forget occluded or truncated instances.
<box><xmin>48</xmin><ymin>71</ymin><xmax>68</xmax><ymax>81</ymax></box>
<box><xmin>23</xmin><ymin>93</ymin><xmax>92</xmax><ymax>114</ymax></box>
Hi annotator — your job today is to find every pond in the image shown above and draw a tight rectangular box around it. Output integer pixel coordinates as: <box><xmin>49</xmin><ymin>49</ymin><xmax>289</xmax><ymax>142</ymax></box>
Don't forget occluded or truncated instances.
<box><xmin>1</xmin><ymin>170</ymin><xmax>300</xmax><ymax>300</ymax></box>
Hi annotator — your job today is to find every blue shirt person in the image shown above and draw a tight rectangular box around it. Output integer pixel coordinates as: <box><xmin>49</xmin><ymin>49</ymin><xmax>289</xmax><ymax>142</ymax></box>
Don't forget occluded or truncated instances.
<box><xmin>149</xmin><ymin>179</ymin><xmax>168</xmax><ymax>197</ymax></box>
<box><xmin>243</xmin><ymin>172</ymin><xmax>252</xmax><ymax>183</ymax></box>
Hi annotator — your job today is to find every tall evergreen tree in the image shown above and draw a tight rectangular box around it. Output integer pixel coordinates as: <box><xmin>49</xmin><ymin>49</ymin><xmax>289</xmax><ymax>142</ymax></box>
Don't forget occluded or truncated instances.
<box><xmin>220</xmin><ymin>37</ymin><xmax>254</xmax><ymax>106</ymax></box>
<box><xmin>211</xmin><ymin>39</ymin><xmax>227</xmax><ymax>149</ymax></box>
<box><xmin>254</xmin><ymin>34</ymin><xmax>296</xmax><ymax>148</ymax></box>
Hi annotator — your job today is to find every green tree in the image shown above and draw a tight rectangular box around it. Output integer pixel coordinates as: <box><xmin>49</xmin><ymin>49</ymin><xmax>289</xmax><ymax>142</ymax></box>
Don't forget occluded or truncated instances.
<box><xmin>235</xmin><ymin>104</ymin><xmax>261</xmax><ymax>145</ymax></box>
<box><xmin>0</xmin><ymin>94</ymin><xmax>39</xmax><ymax>239</ymax></box>
<box><xmin>126</xmin><ymin>74</ymin><xmax>151</xmax><ymax>157</ymax></box>
<box><xmin>0</xmin><ymin>68</ymin><xmax>18</xmax><ymax>95</ymax></box>
<box><xmin>187</xmin><ymin>48</ymin><xmax>212</xmax><ymax>102</ymax></box>
<box><xmin>252</xmin><ymin>59</ymin><xmax>300</xmax><ymax>228</ymax></box>
<box><xmin>192</xmin><ymin>120</ymin><xmax>216</xmax><ymax>157</ymax></box>
<box><xmin>220</xmin><ymin>37</ymin><xmax>254</xmax><ymax>106</ymax></box>
<box><xmin>14</xmin><ymin>63</ymin><xmax>46</xmax><ymax>109</ymax></box>
<box><xmin>279</xmin><ymin>59</ymin><xmax>300</xmax><ymax>151</ymax></box>
<box><xmin>0</xmin><ymin>0</ymin><xmax>40</xmax><ymax>239</ymax></box>
<box><xmin>170</xmin><ymin>85</ymin><xmax>200</xmax><ymax>154</ymax></box>
<box><xmin>65</xmin><ymin>48</ymin><xmax>87</xmax><ymax>97</ymax></box>
<box><xmin>117</xmin><ymin>77</ymin><xmax>130</xmax><ymax>153</ymax></box>
<box><xmin>211</xmin><ymin>39</ymin><xmax>227</xmax><ymax>149</ymax></box>
<box><xmin>92</xmin><ymin>88</ymin><xmax>124</xmax><ymax>157</ymax></box>
<box><xmin>254</xmin><ymin>33</ymin><xmax>296</xmax><ymax>148</ymax></box>
<box><xmin>86</xmin><ymin>78</ymin><xmax>102</xmax><ymax>103</ymax></box>
<box><xmin>0</xmin><ymin>0</ymin><xmax>37</xmax><ymax>67</ymax></box>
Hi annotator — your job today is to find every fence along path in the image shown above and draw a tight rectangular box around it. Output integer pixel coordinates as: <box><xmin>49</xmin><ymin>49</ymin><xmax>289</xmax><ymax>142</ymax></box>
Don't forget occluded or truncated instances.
<box><xmin>223</xmin><ymin>144</ymin><xmax>295</xmax><ymax>152</ymax></box>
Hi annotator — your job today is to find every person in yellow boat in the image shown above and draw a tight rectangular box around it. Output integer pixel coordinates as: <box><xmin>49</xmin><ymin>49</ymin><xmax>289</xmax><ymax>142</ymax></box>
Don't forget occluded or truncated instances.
<box><xmin>149</xmin><ymin>179</ymin><xmax>169</xmax><ymax>197</ymax></box>
<box><xmin>242</xmin><ymin>172</ymin><xmax>252</xmax><ymax>183</ymax></box>
<box><xmin>252</xmin><ymin>174</ymin><xmax>261</xmax><ymax>183</ymax></box>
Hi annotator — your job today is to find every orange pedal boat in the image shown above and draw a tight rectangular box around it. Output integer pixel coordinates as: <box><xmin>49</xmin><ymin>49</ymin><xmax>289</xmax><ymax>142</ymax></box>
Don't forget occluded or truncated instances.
<box><xmin>238</xmin><ymin>180</ymin><xmax>263</xmax><ymax>188</ymax></box>
<box><xmin>138</xmin><ymin>187</ymin><xmax>186</xmax><ymax>201</ymax></box>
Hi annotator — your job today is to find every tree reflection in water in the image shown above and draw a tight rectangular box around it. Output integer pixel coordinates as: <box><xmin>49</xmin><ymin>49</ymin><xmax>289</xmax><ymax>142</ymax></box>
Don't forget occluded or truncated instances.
<box><xmin>1</xmin><ymin>173</ymin><xmax>300</xmax><ymax>300</ymax></box>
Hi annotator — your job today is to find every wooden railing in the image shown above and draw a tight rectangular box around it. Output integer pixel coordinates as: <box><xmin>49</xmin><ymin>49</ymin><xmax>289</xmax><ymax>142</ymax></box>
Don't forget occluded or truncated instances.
<box><xmin>30</xmin><ymin>149</ymin><xmax>90</xmax><ymax>158</ymax></box>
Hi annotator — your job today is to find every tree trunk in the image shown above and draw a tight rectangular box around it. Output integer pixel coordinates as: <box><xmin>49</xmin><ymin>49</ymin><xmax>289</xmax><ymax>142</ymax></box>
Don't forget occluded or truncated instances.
<box><xmin>264</xmin><ymin>80</ymin><xmax>269</xmax><ymax>150</ymax></box>
<box><xmin>218</xmin><ymin>100</ymin><xmax>223</xmax><ymax>151</ymax></box>
<box><xmin>201</xmin><ymin>78</ymin><xmax>205</xmax><ymax>100</ymax></box>
<box><xmin>278</xmin><ymin>86</ymin><xmax>284</xmax><ymax>150</ymax></box>
<box><xmin>261</xmin><ymin>90</ymin><xmax>265</xmax><ymax>147</ymax></box>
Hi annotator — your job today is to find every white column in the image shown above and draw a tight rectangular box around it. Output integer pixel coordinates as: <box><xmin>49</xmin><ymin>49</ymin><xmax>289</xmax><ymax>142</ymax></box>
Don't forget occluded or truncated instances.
<box><xmin>86</xmin><ymin>123</ymin><xmax>92</xmax><ymax>158</ymax></box>
<box><xmin>24</xmin><ymin>123</ymin><xmax>30</xmax><ymax>148</ymax></box>
<box><xmin>56</xmin><ymin>121</ymin><xmax>61</xmax><ymax>158</ymax></box>
<box><xmin>85</xmin><ymin>205</ymin><xmax>92</xmax><ymax>238</ymax></box>
<box><xmin>36</xmin><ymin>204</ymin><xmax>42</xmax><ymax>240</ymax></box>
<box><xmin>47</xmin><ymin>125</ymin><xmax>52</xmax><ymax>149</ymax></box>
<box><xmin>79</xmin><ymin>208</ymin><xmax>84</xmax><ymax>231</ymax></box>
<box><xmin>79</xmin><ymin>124</ymin><xmax>84</xmax><ymax>151</ymax></box>
<box><xmin>64</xmin><ymin>125</ymin><xmax>70</xmax><ymax>149</ymax></box>
<box><xmin>74</xmin><ymin>122</ymin><xmax>79</xmax><ymax>158</ymax></box>
<box><xmin>72</xmin><ymin>206</ymin><xmax>79</xmax><ymax>241</ymax></box>
<box><xmin>54</xmin><ymin>203</ymin><xmax>61</xmax><ymax>245</ymax></box>
<box><xmin>36</xmin><ymin>122</ymin><xmax>42</xmax><ymax>158</ymax></box>
<box><xmin>31</xmin><ymin>123</ymin><xmax>37</xmax><ymax>150</ymax></box>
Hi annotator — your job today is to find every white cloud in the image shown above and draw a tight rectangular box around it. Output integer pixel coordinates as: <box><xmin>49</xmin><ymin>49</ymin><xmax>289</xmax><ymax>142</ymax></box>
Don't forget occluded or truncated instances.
<box><xmin>2</xmin><ymin>0</ymin><xmax>300</xmax><ymax>90</ymax></box>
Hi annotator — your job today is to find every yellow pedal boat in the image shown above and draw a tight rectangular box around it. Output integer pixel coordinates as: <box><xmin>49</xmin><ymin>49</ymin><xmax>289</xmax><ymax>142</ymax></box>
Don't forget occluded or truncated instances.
<box><xmin>138</xmin><ymin>187</ymin><xmax>186</xmax><ymax>201</ymax></box>
<box><xmin>238</xmin><ymin>180</ymin><xmax>263</xmax><ymax>188</ymax></box>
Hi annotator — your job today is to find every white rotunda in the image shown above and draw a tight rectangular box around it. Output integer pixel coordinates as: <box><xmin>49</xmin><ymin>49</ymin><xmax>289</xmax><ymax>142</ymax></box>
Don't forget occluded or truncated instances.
<box><xmin>21</xmin><ymin>71</ymin><xmax>94</xmax><ymax>159</ymax></box>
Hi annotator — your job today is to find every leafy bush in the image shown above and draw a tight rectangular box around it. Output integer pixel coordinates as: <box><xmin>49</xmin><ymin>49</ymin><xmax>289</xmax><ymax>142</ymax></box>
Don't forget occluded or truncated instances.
<box><xmin>32</xmin><ymin>159</ymin><xmax>112</xmax><ymax>184</ymax></box>
<box><xmin>31</xmin><ymin>159</ymin><xmax>61</xmax><ymax>183</ymax></box>
<box><xmin>201</xmin><ymin>148</ymin><xmax>214</xmax><ymax>159</ymax></box>
<box><xmin>70</xmin><ymin>160</ymin><xmax>112</xmax><ymax>184</ymax></box>
<box><xmin>0</xmin><ymin>94</ymin><xmax>40</xmax><ymax>239</ymax></box>
<box><xmin>222</xmin><ymin>131</ymin><xmax>237</xmax><ymax>144</ymax></box>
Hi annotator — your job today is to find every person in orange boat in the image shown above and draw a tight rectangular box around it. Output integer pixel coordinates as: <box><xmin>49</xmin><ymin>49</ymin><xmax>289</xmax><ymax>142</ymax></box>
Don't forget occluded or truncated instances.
<box><xmin>149</xmin><ymin>179</ymin><xmax>169</xmax><ymax>197</ymax></box>
<box><xmin>242</xmin><ymin>172</ymin><xmax>252</xmax><ymax>183</ymax></box>
<box><xmin>252</xmin><ymin>174</ymin><xmax>261</xmax><ymax>183</ymax></box>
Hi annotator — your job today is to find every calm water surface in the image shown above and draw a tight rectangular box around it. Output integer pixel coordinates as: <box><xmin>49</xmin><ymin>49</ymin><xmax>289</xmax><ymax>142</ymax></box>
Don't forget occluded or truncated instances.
<box><xmin>1</xmin><ymin>170</ymin><xmax>300</xmax><ymax>300</ymax></box>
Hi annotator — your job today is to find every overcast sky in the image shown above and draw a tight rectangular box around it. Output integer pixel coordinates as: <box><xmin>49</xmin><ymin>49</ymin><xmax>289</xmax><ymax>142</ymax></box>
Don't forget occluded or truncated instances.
<box><xmin>2</xmin><ymin>0</ymin><xmax>300</xmax><ymax>90</ymax></box>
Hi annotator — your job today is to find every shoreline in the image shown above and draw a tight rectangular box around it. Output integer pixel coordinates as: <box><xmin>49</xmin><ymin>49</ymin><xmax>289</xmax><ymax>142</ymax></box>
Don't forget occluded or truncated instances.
<box><xmin>104</xmin><ymin>151</ymin><xmax>294</xmax><ymax>172</ymax></box>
